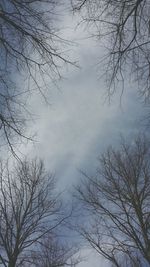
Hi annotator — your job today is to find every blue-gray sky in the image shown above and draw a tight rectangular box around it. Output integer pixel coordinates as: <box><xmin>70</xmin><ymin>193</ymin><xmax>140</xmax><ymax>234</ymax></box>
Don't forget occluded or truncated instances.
<box><xmin>23</xmin><ymin>10</ymin><xmax>145</xmax><ymax>187</ymax></box>
<box><xmin>17</xmin><ymin>6</ymin><xmax>147</xmax><ymax>267</ymax></box>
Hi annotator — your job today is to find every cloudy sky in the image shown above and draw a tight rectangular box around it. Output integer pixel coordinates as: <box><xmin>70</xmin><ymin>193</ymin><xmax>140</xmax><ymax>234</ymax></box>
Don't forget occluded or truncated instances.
<box><xmin>23</xmin><ymin>7</ymin><xmax>146</xmax><ymax>187</ymax></box>
<box><xmin>17</xmin><ymin>4</ymin><xmax>147</xmax><ymax>267</ymax></box>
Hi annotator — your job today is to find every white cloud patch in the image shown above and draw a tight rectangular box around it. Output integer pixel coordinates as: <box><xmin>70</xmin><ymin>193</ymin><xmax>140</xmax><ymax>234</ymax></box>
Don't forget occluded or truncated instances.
<box><xmin>77</xmin><ymin>248</ymin><xmax>109</xmax><ymax>267</ymax></box>
<box><xmin>25</xmin><ymin>65</ymin><xmax>144</xmax><ymax>191</ymax></box>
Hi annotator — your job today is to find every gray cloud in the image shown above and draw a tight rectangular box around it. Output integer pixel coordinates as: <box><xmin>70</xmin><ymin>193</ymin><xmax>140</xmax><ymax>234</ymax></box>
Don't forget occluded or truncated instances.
<box><xmin>17</xmin><ymin>8</ymin><xmax>147</xmax><ymax>267</ymax></box>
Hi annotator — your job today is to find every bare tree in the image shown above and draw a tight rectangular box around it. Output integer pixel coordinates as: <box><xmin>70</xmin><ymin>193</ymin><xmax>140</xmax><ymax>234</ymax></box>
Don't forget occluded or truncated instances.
<box><xmin>29</xmin><ymin>233</ymin><xmax>79</xmax><ymax>267</ymax></box>
<box><xmin>75</xmin><ymin>135</ymin><xmax>150</xmax><ymax>267</ymax></box>
<box><xmin>71</xmin><ymin>0</ymin><xmax>150</xmax><ymax>101</ymax></box>
<box><xmin>0</xmin><ymin>159</ymin><xmax>68</xmax><ymax>267</ymax></box>
<box><xmin>0</xmin><ymin>0</ymin><xmax>74</xmax><ymax>154</ymax></box>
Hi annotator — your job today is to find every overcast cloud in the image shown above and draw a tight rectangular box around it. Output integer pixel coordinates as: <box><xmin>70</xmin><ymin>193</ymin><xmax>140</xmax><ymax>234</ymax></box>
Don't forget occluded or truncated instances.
<box><xmin>16</xmin><ymin>6</ymin><xmax>148</xmax><ymax>267</ymax></box>
<box><xmin>24</xmin><ymin>10</ymin><xmax>145</xmax><ymax>188</ymax></box>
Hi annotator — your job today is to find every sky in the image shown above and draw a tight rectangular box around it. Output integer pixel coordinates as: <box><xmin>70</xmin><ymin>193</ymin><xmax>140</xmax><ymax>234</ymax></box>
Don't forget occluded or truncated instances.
<box><xmin>23</xmin><ymin>7</ymin><xmax>146</xmax><ymax>189</ymax></box>
<box><xmin>13</xmin><ymin>4</ymin><xmax>148</xmax><ymax>267</ymax></box>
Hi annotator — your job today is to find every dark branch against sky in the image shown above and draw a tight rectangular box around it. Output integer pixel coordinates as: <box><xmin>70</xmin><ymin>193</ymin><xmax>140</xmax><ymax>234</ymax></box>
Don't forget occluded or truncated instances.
<box><xmin>0</xmin><ymin>2</ymin><xmax>149</xmax><ymax>267</ymax></box>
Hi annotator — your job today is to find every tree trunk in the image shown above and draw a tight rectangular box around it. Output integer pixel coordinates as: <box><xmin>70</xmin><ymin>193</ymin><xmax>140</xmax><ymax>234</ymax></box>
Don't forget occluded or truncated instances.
<box><xmin>8</xmin><ymin>258</ymin><xmax>17</xmax><ymax>267</ymax></box>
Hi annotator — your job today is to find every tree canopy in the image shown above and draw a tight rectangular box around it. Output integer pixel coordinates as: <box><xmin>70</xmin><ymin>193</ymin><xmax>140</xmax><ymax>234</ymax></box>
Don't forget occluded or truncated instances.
<box><xmin>72</xmin><ymin>0</ymin><xmax>150</xmax><ymax>101</ymax></box>
<box><xmin>75</xmin><ymin>135</ymin><xmax>150</xmax><ymax>267</ymax></box>
<box><xmin>0</xmin><ymin>159</ymin><xmax>73</xmax><ymax>267</ymax></box>
<box><xmin>0</xmin><ymin>0</ymin><xmax>73</xmax><ymax>154</ymax></box>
